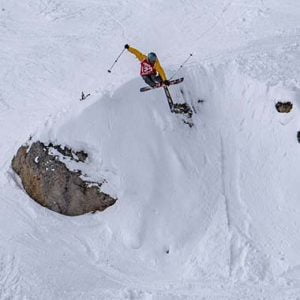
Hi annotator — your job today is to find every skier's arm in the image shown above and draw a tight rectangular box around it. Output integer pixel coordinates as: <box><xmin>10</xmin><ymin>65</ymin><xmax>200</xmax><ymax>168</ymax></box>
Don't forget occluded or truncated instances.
<box><xmin>155</xmin><ymin>61</ymin><xmax>167</xmax><ymax>81</ymax></box>
<box><xmin>127</xmin><ymin>46</ymin><xmax>147</xmax><ymax>62</ymax></box>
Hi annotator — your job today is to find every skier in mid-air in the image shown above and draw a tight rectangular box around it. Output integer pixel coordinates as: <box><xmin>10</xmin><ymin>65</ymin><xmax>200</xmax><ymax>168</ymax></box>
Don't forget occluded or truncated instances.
<box><xmin>124</xmin><ymin>44</ymin><xmax>170</xmax><ymax>88</ymax></box>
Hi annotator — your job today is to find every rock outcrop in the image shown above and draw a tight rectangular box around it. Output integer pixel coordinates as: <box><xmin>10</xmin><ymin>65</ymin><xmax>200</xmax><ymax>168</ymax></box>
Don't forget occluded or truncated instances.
<box><xmin>275</xmin><ymin>101</ymin><xmax>293</xmax><ymax>113</ymax></box>
<box><xmin>12</xmin><ymin>142</ymin><xmax>116</xmax><ymax>216</ymax></box>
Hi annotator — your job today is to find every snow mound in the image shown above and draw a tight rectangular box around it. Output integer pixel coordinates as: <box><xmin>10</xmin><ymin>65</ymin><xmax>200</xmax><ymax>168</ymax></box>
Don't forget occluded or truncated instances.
<box><xmin>33</xmin><ymin>60</ymin><xmax>300</xmax><ymax>285</ymax></box>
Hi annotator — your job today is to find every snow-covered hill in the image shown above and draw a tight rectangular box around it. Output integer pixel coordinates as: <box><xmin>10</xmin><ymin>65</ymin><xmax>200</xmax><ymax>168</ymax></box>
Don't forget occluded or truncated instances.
<box><xmin>1</xmin><ymin>1</ymin><xmax>300</xmax><ymax>299</ymax></box>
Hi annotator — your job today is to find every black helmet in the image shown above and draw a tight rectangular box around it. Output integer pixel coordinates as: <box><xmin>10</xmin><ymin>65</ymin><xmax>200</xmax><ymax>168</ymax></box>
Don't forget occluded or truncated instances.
<box><xmin>147</xmin><ymin>52</ymin><xmax>157</xmax><ymax>63</ymax></box>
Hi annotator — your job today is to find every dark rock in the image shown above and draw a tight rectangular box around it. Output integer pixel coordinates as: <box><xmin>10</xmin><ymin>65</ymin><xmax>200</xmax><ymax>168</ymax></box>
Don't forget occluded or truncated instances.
<box><xmin>11</xmin><ymin>142</ymin><xmax>116</xmax><ymax>216</ymax></box>
<box><xmin>275</xmin><ymin>101</ymin><xmax>293</xmax><ymax>113</ymax></box>
<box><xmin>173</xmin><ymin>102</ymin><xmax>193</xmax><ymax>117</ymax></box>
<box><xmin>297</xmin><ymin>131</ymin><xmax>300</xmax><ymax>143</ymax></box>
<box><xmin>80</xmin><ymin>92</ymin><xmax>91</xmax><ymax>101</ymax></box>
<box><xmin>48</xmin><ymin>143</ymin><xmax>88</xmax><ymax>162</ymax></box>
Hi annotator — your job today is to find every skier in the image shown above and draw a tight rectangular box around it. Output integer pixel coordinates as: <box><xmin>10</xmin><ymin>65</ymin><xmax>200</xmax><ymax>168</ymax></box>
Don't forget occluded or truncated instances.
<box><xmin>124</xmin><ymin>44</ymin><xmax>170</xmax><ymax>88</ymax></box>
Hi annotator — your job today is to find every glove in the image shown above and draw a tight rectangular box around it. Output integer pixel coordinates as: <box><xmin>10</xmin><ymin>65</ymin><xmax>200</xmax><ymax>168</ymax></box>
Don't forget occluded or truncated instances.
<box><xmin>163</xmin><ymin>80</ymin><xmax>170</xmax><ymax>86</ymax></box>
<box><xmin>124</xmin><ymin>44</ymin><xmax>129</xmax><ymax>49</ymax></box>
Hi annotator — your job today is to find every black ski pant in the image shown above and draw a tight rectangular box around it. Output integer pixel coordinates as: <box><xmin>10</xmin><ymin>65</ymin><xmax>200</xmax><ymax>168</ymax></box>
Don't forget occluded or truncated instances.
<box><xmin>142</xmin><ymin>74</ymin><xmax>163</xmax><ymax>87</ymax></box>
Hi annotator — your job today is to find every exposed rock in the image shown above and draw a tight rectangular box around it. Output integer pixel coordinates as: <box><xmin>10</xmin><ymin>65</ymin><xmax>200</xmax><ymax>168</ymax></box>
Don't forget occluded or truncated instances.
<box><xmin>48</xmin><ymin>143</ymin><xmax>88</xmax><ymax>162</ymax></box>
<box><xmin>275</xmin><ymin>101</ymin><xmax>293</xmax><ymax>113</ymax></box>
<box><xmin>173</xmin><ymin>102</ymin><xmax>193</xmax><ymax>118</ymax></box>
<box><xmin>11</xmin><ymin>142</ymin><xmax>116</xmax><ymax>216</ymax></box>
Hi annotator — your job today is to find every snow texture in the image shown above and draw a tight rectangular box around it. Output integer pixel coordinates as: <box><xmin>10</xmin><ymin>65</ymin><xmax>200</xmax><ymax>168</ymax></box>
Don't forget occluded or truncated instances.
<box><xmin>1</xmin><ymin>0</ymin><xmax>300</xmax><ymax>299</ymax></box>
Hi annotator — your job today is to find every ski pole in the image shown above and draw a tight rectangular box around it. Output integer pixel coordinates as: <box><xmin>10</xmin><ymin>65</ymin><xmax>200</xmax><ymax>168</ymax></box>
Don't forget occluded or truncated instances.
<box><xmin>107</xmin><ymin>48</ymin><xmax>126</xmax><ymax>73</ymax></box>
<box><xmin>169</xmin><ymin>53</ymin><xmax>193</xmax><ymax>80</ymax></box>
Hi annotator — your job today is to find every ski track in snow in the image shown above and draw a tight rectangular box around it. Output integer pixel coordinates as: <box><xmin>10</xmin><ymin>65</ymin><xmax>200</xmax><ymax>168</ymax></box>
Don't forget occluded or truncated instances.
<box><xmin>0</xmin><ymin>254</ymin><xmax>21</xmax><ymax>299</ymax></box>
<box><xmin>1</xmin><ymin>0</ymin><xmax>300</xmax><ymax>298</ymax></box>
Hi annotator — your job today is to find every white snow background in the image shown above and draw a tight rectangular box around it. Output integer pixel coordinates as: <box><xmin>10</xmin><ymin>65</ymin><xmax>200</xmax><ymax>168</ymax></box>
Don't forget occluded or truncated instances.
<box><xmin>1</xmin><ymin>0</ymin><xmax>300</xmax><ymax>299</ymax></box>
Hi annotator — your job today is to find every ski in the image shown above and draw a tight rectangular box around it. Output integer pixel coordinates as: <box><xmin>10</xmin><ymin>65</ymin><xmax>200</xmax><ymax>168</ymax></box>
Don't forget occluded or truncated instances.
<box><xmin>163</xmin><ymin>86</ymin><xmax>174</xmax><ymax>112</ymax></box>
<box><xmin>140</xmin><ymin>77</ymin><xmax>193</xmax><ymax>118</ymax></box>
<box><xmin>163</xmin><ymin>86</ymin><xmax>193</xmax><ymax>117</ymax></box>
<box><xmin>140</xmin><ymin>77</ymin><xmax>184</xmax><ymax>92</ymax></box>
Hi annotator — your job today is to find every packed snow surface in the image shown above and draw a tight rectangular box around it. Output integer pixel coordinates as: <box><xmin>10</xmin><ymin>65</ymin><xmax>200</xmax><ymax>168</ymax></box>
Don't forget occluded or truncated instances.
<box><xmin>1</xmin><ymin>0</ymin><xmax>300</xmax><ymax>299</ymax></box>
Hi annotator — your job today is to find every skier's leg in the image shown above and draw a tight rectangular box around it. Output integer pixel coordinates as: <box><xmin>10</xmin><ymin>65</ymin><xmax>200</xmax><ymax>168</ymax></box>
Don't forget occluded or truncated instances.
<box><xmin>154</xmin><ymin>75</ymin><xmax>163</xmax><ymax>85</ymax></box>
<box><xmin>142</xmin><ymin>75</ymin><xmax>156</xmax><ymax>87</ymax></box>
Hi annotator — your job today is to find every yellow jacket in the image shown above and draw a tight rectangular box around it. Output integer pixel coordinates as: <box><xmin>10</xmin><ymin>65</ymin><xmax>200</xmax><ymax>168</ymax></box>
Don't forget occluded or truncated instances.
<box><xmin>128</xmin><ymin>46</ymin><xmax>167</xmax><ymax>81</ymax></box>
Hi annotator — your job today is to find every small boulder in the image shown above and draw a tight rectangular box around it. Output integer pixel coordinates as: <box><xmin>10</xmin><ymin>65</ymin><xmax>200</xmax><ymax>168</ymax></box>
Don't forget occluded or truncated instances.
<box><xmin>11</xmin><ymin>142</ymin><xmax>116</xmax><ymax>216</ymax></box>
<box><xmin>275</xmin><ymin>101</ymin><xmax>293</xmax><ymax>113</ymax></box>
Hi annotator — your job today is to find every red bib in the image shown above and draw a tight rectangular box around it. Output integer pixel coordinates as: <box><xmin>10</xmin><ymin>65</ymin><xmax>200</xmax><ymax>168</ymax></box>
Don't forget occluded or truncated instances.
<box><xmin>140</xmin><ymin>59</ymin><xmax>156</xmax><ymax>76</ymax></box>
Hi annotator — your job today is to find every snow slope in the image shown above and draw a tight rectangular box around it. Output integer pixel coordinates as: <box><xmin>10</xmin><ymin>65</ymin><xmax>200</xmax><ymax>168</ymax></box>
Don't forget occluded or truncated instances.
<box><xmin>1</xmin><ymin>0</ymin><xmax>300</xmax><ymax>299</ymax></box>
